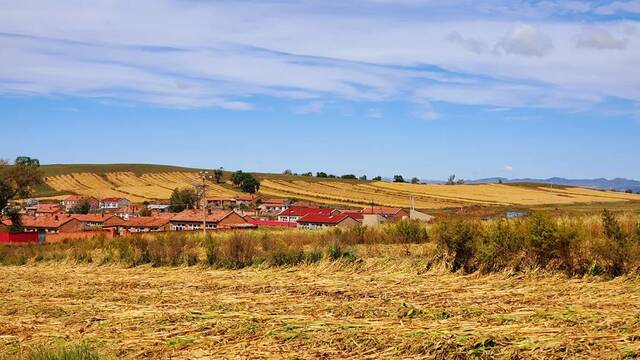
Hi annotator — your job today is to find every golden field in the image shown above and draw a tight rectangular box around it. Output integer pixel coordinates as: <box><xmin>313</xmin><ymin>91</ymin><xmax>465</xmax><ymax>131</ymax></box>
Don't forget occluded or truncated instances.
<box><xmin>1</xmin><ymin>254</ymin><xmax>639</xmax><ymax>359</ymax></box>
<box><xmin>44</xmin><ymin>172</ymin><xmax>238</xmax><ymax>201</ymax></box>
<box><xmin>40</xmin><ymin>167</ymin><xmax>640</xmax><ymax>209</ymax></box>
<box><xmin>260</xmin><ymin>179</ymin><xmax>640</xmax><ymax>209</ymax></box>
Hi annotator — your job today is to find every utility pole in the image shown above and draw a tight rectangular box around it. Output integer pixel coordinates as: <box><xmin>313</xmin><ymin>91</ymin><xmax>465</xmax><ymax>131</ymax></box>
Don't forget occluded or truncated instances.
<box><xmin>197</xmin><ymin>171</ymin><xmax>213</xmax><ymax>236</ymax></box>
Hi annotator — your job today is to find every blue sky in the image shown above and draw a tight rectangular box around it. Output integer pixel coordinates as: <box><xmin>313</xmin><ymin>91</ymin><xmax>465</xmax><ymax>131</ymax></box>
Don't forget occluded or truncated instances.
<box><xmin>1</xmin><ymin>0</ymin><xmax>639</xmax><ymax>180</ymax></box>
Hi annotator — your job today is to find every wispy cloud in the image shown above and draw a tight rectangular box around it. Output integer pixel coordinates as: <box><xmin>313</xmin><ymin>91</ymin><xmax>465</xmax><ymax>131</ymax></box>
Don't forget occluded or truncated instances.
<box><xmin>0</xmin><ymin>1</ymin><xmax>639</xmax><ymax>112</ymax></box>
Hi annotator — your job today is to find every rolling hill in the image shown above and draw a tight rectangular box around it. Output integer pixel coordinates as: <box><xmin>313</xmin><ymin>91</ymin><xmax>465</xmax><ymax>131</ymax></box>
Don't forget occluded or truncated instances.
<box><xmin>32</xmin><ymin>163</ymin><xmax>640</xmax><ymax>210</ymax></box>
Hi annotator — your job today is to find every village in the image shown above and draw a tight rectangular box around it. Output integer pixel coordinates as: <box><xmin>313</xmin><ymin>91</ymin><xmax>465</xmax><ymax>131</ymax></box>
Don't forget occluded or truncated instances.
<box><xmin>0</xmin><ymin>193</ymin><xmax>434</xmax><ymax>242</ymax></box>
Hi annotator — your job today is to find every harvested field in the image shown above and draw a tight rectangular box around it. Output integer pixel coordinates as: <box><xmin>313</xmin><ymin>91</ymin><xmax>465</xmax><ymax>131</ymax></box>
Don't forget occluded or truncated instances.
<box><xmin>260</xmin><ymin>179</ymin><xmax>640</xmax><ymax>209</ymax></box>
<box><xmin>45</xmin><ymin>172</ymin><xmax>238</xmax><ymax>201</ymax></box>
<box><xmin>1</xmin><ymin>257</ymin><xmax>639</xmax><ymax>359</ymax></box>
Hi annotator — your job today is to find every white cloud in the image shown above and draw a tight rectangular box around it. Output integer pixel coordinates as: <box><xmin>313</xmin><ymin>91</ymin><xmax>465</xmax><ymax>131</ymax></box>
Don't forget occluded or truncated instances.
<box><xmin>0</xmin><ymin>1</ymin><xmax>638</xmax><ymax>112</ymax></box>
<box><xmin>575</xmin><ymin>28</ymin><xmax>628</xmax><ymax>49</ymax></box>
<box><xmin>445</xmin><ymin>32</ymin><xmax>489</xmax><ymax>54</ymax></box>
<box><xmin>504</xmin><ymin>165</ymin><xmax>513</xmax><ymax>172</ymax></box>
<box><xmin>497</xmin><ymin>25</ymin><xmax>554</xmax><ymax>57</ymax></box>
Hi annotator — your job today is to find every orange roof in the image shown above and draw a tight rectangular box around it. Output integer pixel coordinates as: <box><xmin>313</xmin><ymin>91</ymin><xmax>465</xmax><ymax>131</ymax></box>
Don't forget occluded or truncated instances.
<box><xmin>124</xmin><ymin>216</ymin><xmax>171</xmax><ymax>228</ymax></box>
<box><xmin>64</xmin><ymin>195</ymin><xmax>84</xmax><ymax>202</ymax></box>
<box><xmin>206</xmin><ymin>196</ymin><xmax>235</xmax><ymax>201</ymax></box>
<box><xmin>361</xmin><ymin>207</ymin><xmax>405</xmax><ymax>215</ymax></box>
<box><xmin>36</xmin><ymin>204</ymin><xmax>63</xmax><ymax>213</ymax></box>
<box><xmin>171</xmin><ymin>209</ymin><xmax>236</xmax><ymax>223</ymax></box>
<box><xmin>21</xmin><ymin>215</ymin><xmax>77</xmax><ymax>229</ymax></box>
<box><xmin>72</xmin><ymin>214</ymin><xmax>116</xmax><ymax>223</ymax></box>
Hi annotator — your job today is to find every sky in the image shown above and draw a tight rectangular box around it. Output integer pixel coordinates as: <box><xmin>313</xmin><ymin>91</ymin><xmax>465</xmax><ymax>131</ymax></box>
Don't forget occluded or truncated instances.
<box><xmin>1</xmin><ymin>0</ymin><xmax>639</xmax><ymax>180</ymax></box>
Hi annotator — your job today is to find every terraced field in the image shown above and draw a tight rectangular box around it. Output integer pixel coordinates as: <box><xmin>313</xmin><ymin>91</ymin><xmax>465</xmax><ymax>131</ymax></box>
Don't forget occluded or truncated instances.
<box><xmin>260</xmin><ymin>179</ymin><xmax>640</xmax><ymax>209</ymax></box>
<box><xmin>44</xmin><ymin>172</ymin><xmax>238</xmax><ymax>201</ymax></box>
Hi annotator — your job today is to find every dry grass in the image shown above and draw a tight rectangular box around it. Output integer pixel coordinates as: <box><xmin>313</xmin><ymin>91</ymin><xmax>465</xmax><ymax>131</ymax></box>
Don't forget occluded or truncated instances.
<box><xmin>45</xmin><ymin>172</ymin><xmax>237</xmax><ymax>201</ymax></box>
<box><xmin>0</xmin><ymin>252</ymin><xmax>639</xmax><ymax>359</ymax></box>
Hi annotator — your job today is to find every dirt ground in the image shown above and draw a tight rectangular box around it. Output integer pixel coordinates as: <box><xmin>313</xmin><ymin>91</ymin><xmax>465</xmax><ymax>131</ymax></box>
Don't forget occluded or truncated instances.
<box><xmin>1</xmin><ymin>260</ymin><xmax>639</xmax><ymax>359</ymax></box>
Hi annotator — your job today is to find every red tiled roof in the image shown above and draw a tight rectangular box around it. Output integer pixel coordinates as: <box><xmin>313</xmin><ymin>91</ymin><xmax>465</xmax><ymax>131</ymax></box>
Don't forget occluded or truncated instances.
<box><xmin>20</xmin><ymin>215</ymin><xmax>77</xmax><ymax>229</ymax></box>
<box><xmin>124</xmin><ymin>216</ymin><xmax>171</xmax><ymax>228</ymax></box>
<box><xmin>278</xmin><ymin>207</ymin><xmax>333</xmax><ymax>217</ymax></box>
<box><xmin>36</xmin><ymin>204</ymin><xmax>63</xmax><ymax>213</ymax></box>
<box><xmin>64</xmin><ymin>195</ymin><xmax>84</xmax><ymax>202</ymax></box>
<box><xmin>72</xmin><ymin>214</ymin><xmax>116</xmax><ymax>223</ymax></box>
<box><xmin>171</xmin><ymin>209</ymin><xmax>236</xmax><ymax>223</ymax></box>
<box><xmin>361</xmin><ymin>207</ymin><xmax>405</xmax><ymax>215</ymax></box>
<box><xmin>340</xmin><ymin>210</ymin><xmax>364</xmax><ymax>220</ymax></box>
<box><xmin>297</xmin><ymin>213</ymin><xmax>354</xmax><ymax>225</ymax></box>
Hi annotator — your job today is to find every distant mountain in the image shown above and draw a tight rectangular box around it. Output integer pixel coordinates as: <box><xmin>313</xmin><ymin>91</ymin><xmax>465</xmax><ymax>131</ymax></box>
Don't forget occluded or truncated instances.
<box><xmin>467</xmin><ymin>177</ymin><xmax>640</xmax><ymax>192</ymax></box>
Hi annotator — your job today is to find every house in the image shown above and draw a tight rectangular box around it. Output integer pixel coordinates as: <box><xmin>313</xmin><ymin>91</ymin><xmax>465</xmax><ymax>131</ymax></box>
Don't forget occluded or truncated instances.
<box><xmin>206</xmin><ymin>197</ymin><xmax>236</xmax><ymax>209</ymax></box>
<box><xmin>122</xmin><ymin>216</ymin><xmax>172</xmax><ymax>233</ymax></box>
<box><xmin>114</xmin><ymin>204</ymin><xmax>145</xmax><ymax>219</ymax></box>
<box><xmin>297</xmin><ymin>213</ymin><xmax>360</xmax><ymax>230</ymax></box>
<box><xmin>99</xmin><ymin>197</ymin><xmax>130</xmax><ymax>210</ymax></box>
<box><xmin>35</xmin><ymin>203</ymin><xmax>64</xmax><ymax>217</ymax></box>
<box><xmin>235</xmin><ymin>194</ymin><xmax>260</xmax><ymax>207</ymax></box>
<box><xmin>339</xmin><ymin>210</ymin><xmax>365</xmax><ymax>221</ymax></box>
<box><xmin>170</xmin><ymin>209</ymin><xmax>250</xmax><ymax>231</ymax></box>
<box><xmin>258</xmin><ymin>198</ymin><xmax>290</xmax><ymax>214</ymax></box>
<box><xmin>72</xmin><ymin>214</ymin><xmax>119</xmax><ymax>230</ymax></box>
<box><xmin>409</xmin><ymin>209</ymin><xmax>435</xmax><ymax>222</ymax></box>
<box><xmin>361</xmin><ymin>207</ymin><xmax>409</xmax><ymax>221</ymax></box>
<box><xmin>61</xmin><ymin>195</ymin><xmax>83</xmax><ymax>211</ymax></box>
<box><xmin>21</xmin><ymin>215</ymin><xmax>84</xmax><ymax>233</ymax></box>
<box><xmin>277</xmin><ymin>207</ymin><xmax>336</xmax><ymax>223</ymax></box>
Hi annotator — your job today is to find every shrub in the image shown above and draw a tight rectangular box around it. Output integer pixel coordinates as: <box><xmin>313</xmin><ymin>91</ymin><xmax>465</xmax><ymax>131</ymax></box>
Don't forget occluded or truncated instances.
<box><xmin>385</xmin><ymin>220</ymin><xmax>429</xmax><ymax>244</ymax></box>
<box><xmin>219</xmin><ymin>232</ymin><xmax>256</xmax><ymax>268</ymax></box>
<box><xmin>203</xmin><ymin>235</ymin><xmax>220</xmax><ymax>266</ymax></box>
<box><xmin>525</xmin><ymin>212</ymin><xmax>559</xmax><ymax>269</ymax></box>
<box><xmin>432</xmin><ymin>220</ymin><xmax>480</xmax><ymax>273</ymax></box>
<box><xmin>475</xmin><ymin>220</ymin><xmax>523</xmax><ymax>273</ymax></box>
<box><xmin>327</xmin><ymin>242</ymin><xmax>357</xmax><ymax>261</ymax></box>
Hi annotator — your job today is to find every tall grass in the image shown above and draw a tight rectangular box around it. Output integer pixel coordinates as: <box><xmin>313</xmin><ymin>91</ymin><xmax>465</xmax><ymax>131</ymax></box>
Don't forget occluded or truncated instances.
<box><xmin>1</xmin><ymin>211</ymin><xmax>639</xmax><ymax>277</ymax></box>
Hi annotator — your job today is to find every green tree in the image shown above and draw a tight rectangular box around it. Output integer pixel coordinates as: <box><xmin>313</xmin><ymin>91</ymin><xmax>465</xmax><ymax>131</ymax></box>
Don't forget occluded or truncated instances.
<box><xmin>213</xmin><ymin>168</ymin><xmax>224</xmax><ymax>183</ymax></box>
<box><xmin>341</xmin><ymin>174</ymin><xmax>357</xmax><ymax>180</ymax></box>
<box><xmin>316</xmin><ymin>172</ymin><xmax>328</xmax><ymax>178</ymax></box>
<box><xmin>372</xmin><ymin>176</ymin><xmax>382</xmax><ymax>181</ymax></box>
<box><xmin>301</xmin><ymin>172</ymin><xmax>312</xmax><ymax>177</ymax></box>
<box><xmin>231</xmin><ymin>171</ymin><xmax>261</xmax><ymax>193</ymax></box>
<box><xmin>239</xmin><ymin>174</ymin><xmax>260</xmax><ymax>193</ymax></box>
<box><xmin>169</xmin><ymin>188</ymin><xmax>199</xmax><ymax>212</ymax></box>
<box><xmin>5</xmin><ymin>207</ymin><xmax>23</xmax><ymax>232</ymax></box>
<box><xmin>359</xmin><ymin>175</ymin><xmax>367</xmax><ymax>181</ymax></box>
<box><xmin>139</xmin><ymin>208</ymin><xmax>152</xmax><ymax>217</ymax></box>
<box><xmin>0</xmin><ymin>156</ymin><xmax>43</xmax><ymax>212</ymax></box>
<box><xmin>69</xmin><ymin>198</ymin><xmax>91</xmax><ymax>214</ymax></box>
<box><xmin>446</xmin><ymin>174</ymin><xmax>465</xmax><ymax>185</ymax></box>
<box><xmin>393</xmin><ymin>175</ymin><xmax>405</xmax><ymax>183</ymax></box>
<box><xmin>411</xmin><ymin>177</ymin><xmax>420</xmax><ymax>184</ymax></box>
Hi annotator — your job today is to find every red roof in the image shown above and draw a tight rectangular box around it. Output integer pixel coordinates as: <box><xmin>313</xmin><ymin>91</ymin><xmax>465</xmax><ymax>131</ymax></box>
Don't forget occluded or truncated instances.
<box><xmin>72</xmin><ymin>214</ymin><xmax>116</xmax><ymax>223</ymax></box>
<box><xmin>64</xmin><ymin>195</ymin><xmax>84</xmax><ymax>202</ymax></box>
<box><xmin>171</xmin><ymin>209</ymin><xmax>239</xmax><ymax>223</ymax></box>
<box><xmin>36</xmin><ymin>204</ymin><xmax>63</xmax><ymax>213</ymax></box>
<box><xmin>340</xmin><ymin>210</ymin><xmax>364</xmax><ymax>220</ymax></box>
<box><xmin>124</xmin><ymin>216</ymin><xmax>171</xmax><ymax>228</ymax></box>
<box><xmin>21</xmin><ymin>215</ymin><xmax>77</xmax><ymax>229</ymax></box>
<box><xmin>361</xmin><ymin>207</ymin><xmax>405</xmax><ymax>216</ymax></box>
<box><xmin>278</xmin><ymin>207</ymin><xmax>334</xmax><ymax>217</ymax></box>
<box><xmin>206</xmin><ymin>196</ymin><xmax>235</xmax><ymax>201</ymax></box>
<box><xmin>297</xmin><ymin>213</ymin><xmax>355</xmax><ymax>225</ymax></box>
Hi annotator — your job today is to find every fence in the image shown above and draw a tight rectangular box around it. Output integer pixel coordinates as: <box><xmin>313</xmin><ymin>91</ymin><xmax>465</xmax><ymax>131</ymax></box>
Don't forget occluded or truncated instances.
<box><xmin>0</xmin><ymin>232</ymin><xmax>39</xmax><ymax>244</ymax></box>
